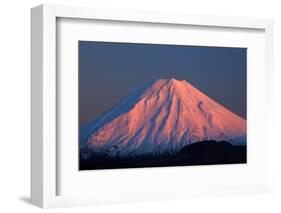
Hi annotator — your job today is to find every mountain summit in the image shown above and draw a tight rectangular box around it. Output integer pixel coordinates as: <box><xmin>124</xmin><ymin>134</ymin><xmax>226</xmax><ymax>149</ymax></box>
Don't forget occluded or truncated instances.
<box><xmin>80</xmin><ymin>78</ymin><xmax>246</xmax><ymax>159</ymax></box>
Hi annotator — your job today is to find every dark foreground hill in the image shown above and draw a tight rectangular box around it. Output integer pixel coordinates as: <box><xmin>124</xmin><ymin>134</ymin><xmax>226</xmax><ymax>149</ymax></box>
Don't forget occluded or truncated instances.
<box><xmin>80</xmin><ymin>140</ymin><xmax>246</xmax><ymax>170</ymax></box>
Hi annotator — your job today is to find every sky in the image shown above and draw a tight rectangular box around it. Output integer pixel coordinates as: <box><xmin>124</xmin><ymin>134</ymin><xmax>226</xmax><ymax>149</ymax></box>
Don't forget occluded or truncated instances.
<box><xmin>79</xmin><ymin>41</ymin><xmax>247</xmax><ymax>125</ymax></box>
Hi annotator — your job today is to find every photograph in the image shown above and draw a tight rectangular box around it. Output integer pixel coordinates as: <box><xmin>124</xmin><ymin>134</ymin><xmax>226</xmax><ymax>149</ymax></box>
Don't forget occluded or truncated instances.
<box><xmin>79</xmin><ymin>41</ymin><xmax>247</xmax><ymax>170</ymax></box>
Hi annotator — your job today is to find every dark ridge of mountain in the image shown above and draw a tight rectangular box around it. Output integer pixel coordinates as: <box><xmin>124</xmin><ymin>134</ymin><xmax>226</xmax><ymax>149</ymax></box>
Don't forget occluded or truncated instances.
<box><xmin>80</xmin><ymin>140</ymin><xmax>246</xmax><ymax>170</ymax></box>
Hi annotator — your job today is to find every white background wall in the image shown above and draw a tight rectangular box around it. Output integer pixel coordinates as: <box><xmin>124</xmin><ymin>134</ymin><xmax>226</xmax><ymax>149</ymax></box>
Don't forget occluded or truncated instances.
<box><xmin>0</xmin><ymin>0</ymin><xmax>280</xmax><ymax>212</ymax></box>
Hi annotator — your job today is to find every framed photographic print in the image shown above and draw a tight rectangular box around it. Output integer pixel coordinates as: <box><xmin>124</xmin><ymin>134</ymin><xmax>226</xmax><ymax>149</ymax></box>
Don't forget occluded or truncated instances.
<box><xmin>31</xmin><ymin>4</ymin><xmax>274</xmax><ymax>208</ymax></box>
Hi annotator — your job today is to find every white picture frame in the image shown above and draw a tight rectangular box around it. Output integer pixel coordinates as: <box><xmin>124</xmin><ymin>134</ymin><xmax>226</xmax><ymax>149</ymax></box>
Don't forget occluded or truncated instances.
<box><xmin>31</xmin><ymin>4</ymin><xmax>274</xmax><ymax>208</ymax></box>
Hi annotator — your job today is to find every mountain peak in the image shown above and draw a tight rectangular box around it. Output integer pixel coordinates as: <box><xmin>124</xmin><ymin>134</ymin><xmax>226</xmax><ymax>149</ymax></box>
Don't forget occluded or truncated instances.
<box><xmin>145</xmin><ymin>78</ymin><xmax>198</xmax><ymax>100</ymax></box>
<box><xmin>146</xmin><ymin>78</ymin><xmax>190</xmax><ymax>96</ymax></box>
<box><xmin>167</xmin><ymin>78</ymin><xmax>186</xmax><ymax>86</ymax></box>
<box><xmin>154</xmin><ymin>78</ymin><xmax>186</xmax><ymax>85</ymax></box>
<box><xmin>168</xmin><ymin>78</ymin><xmax>180</xmax><ymax>83</ymax></box>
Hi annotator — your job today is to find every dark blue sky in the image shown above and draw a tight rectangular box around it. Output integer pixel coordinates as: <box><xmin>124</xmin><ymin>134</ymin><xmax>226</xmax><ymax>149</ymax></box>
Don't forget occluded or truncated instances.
<box><xmin>79</xmin><ymin>41</ymin><xmax>246</xmax><ymax>125</ymax></box>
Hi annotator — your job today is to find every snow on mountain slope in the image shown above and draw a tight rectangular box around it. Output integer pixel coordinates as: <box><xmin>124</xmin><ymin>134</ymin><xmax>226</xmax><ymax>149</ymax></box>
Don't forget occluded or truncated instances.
<box><xmin>80</xmin><ymin>78</ymin><xmax>246</xmax><ymax>159</ymax></box>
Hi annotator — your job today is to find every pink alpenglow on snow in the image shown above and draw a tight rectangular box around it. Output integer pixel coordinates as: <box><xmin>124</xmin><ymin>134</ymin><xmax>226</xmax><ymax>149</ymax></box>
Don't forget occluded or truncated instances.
<box><xmin>80</xmin><ymin>79</ymin><xmax>246</xmax><ymax>159</ymax></box>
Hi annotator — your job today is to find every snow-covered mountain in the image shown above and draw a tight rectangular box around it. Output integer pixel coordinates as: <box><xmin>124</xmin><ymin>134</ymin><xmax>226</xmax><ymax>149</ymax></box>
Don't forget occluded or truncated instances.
<box><xmin>80</xmin><ymin>78</ymin><xmax>246</xmax><ymax>159</ymax></box>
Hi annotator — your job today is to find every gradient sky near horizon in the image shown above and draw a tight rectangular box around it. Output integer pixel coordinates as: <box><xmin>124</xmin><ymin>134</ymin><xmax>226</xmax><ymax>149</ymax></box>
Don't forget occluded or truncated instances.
<box><xmin>79</xmin><ymin>41</ymin><xmax>246</xmax><ymax>125</ymax></box>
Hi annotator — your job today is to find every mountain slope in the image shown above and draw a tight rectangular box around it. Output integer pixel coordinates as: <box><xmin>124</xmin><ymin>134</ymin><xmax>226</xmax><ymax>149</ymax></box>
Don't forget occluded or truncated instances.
<box><xmin>80</xmin><ymin>78</ymin><xmax>246</xmax><ymax>159</ymax></box>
